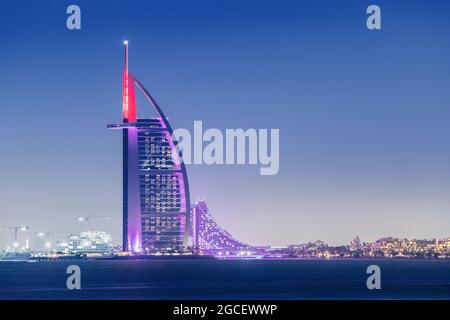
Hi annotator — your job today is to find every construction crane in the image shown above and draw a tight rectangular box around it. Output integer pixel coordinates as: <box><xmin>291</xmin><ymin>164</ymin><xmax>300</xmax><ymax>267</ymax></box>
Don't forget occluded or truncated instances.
<box><xmin>0</xmin><ymin>226</ymin><xmax>30</xmax><ymax>243</ymax></box>
<box><xmin>35</xmin><ymin>231</ymin><xmax>74</xmax><ymax>238</ymax></box>
<box><xmin>77</xmin><ymin>216</ymin><xmax>111</xmax><ymax>230</ymax></box>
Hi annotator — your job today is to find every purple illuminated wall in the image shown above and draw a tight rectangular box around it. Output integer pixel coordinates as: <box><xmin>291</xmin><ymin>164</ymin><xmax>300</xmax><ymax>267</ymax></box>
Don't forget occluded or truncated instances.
<box><xmin>126</xmin><ymin>127</ymin><xmax>141</xmax><ymax>252</ymax></box>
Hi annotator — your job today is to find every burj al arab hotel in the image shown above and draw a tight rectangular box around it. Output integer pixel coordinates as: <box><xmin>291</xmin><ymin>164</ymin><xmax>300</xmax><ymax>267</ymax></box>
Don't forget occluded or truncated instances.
<box><xmin>108</xmin><ymin>41</ymin><xmax>190</xmax><ymax>253</ymax></box>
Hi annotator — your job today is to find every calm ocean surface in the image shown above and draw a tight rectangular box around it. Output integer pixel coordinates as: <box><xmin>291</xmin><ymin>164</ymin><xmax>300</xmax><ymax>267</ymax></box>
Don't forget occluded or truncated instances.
<box><xmin>0</xmin><ymin>259</ymin><xmax>450</xmax><ymax>300</ymax></box>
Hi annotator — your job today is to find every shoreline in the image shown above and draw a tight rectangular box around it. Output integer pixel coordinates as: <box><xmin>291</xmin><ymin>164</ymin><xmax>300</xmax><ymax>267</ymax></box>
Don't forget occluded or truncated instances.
<box><xmin>3</xmin><ymin>256</ymin><xmax>450</xmax><ymax>262</ymax></box>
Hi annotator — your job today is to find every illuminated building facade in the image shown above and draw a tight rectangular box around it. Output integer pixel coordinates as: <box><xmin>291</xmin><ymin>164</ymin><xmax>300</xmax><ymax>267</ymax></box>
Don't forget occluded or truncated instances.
<box><xmin>108</xmin><ymin>42</ymin><xmax>190</xmax><ymax>253</ymax></box>
<box><xmin>191</xmin><ymin>201</ymin><xmax>249</xmax><ymax>254</ymax></box>
<box><xmin>57</xmin><ymin>231</ymin><xmax>113</xmax><ymax>255</ymax></box>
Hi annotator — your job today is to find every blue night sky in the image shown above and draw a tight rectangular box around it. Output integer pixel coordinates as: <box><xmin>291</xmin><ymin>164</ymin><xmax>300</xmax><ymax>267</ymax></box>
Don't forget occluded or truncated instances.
<box><xmin>0</xmin><ymin>0</ymin><xmax>449</xmax><ymax>247</ymax></box>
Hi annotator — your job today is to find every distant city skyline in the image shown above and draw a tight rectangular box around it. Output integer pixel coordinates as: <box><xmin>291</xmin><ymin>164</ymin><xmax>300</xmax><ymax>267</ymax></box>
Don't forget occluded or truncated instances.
<box><xmin>1</xmin><ymin>0</ymin><xmax>450</xmax><ymax>247</ymax></box>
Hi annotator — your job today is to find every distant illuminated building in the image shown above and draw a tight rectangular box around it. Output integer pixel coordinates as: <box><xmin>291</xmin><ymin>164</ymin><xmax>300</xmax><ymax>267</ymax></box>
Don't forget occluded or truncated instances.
<box><xmin>108</xmin><ymin>42</ymin><xmax>190</xmax><ymax>253</ymax></box>
<box><xmin>57</xmin><ymin>231</ymin><xmax>113</xmax><ymax>255</ymax></box>
<box><xmin>350</xmin><ymin>236</ymin><xmax>362</xmax><ymax>251</ymax></box>
<box><xmin>191</xmin><ymin>201</ymin><xmax>249</xmax><ymax>255</ymax></box>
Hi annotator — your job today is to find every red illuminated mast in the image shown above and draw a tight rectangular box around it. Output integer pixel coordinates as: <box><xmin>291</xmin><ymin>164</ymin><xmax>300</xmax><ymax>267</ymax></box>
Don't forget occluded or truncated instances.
<box><xmin>122</xmin><ymin>40</ymin><xmax>137</xmax><ymax>122</ymax></box>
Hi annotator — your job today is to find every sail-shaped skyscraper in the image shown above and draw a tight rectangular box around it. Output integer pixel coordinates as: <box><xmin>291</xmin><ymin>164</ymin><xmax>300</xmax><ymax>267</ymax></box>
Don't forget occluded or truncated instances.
<box><xmin>108</xmin><ymin>42</ymin><xmax>190</xmax><ymax>253</ymax></box>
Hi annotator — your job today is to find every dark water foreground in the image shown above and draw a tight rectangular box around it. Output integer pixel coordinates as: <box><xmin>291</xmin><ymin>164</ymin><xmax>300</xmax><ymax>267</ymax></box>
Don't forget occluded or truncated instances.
<box><xmin>0</xmin><ymin>259</ymin><xmax>449</xmax><ymax>300</ymax></box>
